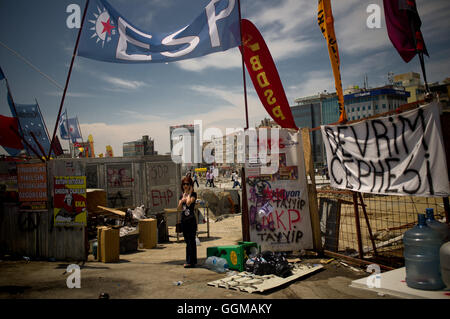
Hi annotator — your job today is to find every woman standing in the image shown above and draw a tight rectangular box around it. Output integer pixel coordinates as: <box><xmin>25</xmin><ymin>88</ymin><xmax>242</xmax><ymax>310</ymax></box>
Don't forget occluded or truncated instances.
<box><xmin>177</xmin><ymin>176</ymin><xmax>198</xmax><ymax>268</ymax></box>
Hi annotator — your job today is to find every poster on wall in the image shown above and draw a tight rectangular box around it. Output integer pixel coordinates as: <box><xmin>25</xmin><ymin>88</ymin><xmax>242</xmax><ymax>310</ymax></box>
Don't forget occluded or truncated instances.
<box><xmin>17</xmin><ymin>163</ymin><xmax>48</xmax><ymax>210</ymax></box>
<box><xmin>53</xmin><ymin>176</ymin><xmax>87</xmax><ymax>226</ymax></box>
<box><xmin>245</xmin><ymin>129</ymin><xmax>313</xmax><ymax>252</ymax></box>
<box><xmin>321</xmin><ymin>102</ymin><xmax>450</xmax><ymax>197</ymax></box>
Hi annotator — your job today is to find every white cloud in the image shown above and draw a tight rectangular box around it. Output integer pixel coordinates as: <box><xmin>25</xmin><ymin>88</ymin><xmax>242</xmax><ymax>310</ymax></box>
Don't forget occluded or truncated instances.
<box><xmin>101</xmin><ymin>76</ymin><xmax>148</xmax><ymax>90</ymax></box>
<box><xmin>287</xmin><ymin>70</ymin><xmax>335</xmax><ymax>101</ymax></box>
<box><xmin>175</xmin><ymin>49</ymin><xmax>241</xmax><ymax>72</ymax></box>
<box><xmin>79</xmin><ymin>84</ymin><xmax>270</xmax><ymax>156</ymax></box>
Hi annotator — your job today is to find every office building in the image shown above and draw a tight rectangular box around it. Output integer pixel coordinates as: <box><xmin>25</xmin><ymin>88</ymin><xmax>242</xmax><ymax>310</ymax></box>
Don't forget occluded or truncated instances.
<box><xmin>123</xmin><ymin>135</ymin><xmax>156</xmax><ymax>157</ymax></box>
<box><xmin>344</xmin><ymin>85</ymin><xmax>410</xmax><ymax>121</ymax></box>
<box><xmin>393</xmin><ymin>72</ymin><xmax>426</xmax><ymax>103</ymax></box>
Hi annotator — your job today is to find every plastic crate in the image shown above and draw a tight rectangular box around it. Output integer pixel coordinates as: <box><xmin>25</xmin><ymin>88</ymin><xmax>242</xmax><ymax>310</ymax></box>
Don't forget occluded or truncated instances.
<box><xmin>206</xmin><ymin>242</ymin><xmax>258</xmax><ymax>272</ymax></box>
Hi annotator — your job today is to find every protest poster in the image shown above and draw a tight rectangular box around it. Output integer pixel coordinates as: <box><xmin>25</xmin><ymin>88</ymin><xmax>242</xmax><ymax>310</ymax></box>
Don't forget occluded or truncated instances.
<box><xmin>245</xmin><ymin>129</ymin><xmax>313</xmax><ymax>251</ymax></box>
<box><xmin>321</xmin><ymin>102</ymin><xmax>450</xmax><ymax>196</ymax></box>
<box><xmin>53</xmin><ymin>176</ymin><xmax>87</xmax><ymax>226</ymax></box>
<box><xmin>17</xmin><ymin>163</ymin><xmax>48</xmax><ymax>210</ymax></box>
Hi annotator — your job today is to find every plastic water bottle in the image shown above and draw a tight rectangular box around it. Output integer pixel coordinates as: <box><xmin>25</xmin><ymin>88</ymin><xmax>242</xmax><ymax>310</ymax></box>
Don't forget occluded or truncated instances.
<box><xmin>205</xmin><ymin>256</ymin><xmax>229</xmax><ymax>273</ymax></box>
<box><xmin>403</xmin><ymin>214</ymin><xmax>445</xmax><ymax>290</ymax></box>
<box><xmin>440</xmin><ymin>241</ymin><xmax>450</xmax><ymax>288</ymax></box>
<box><xmin>425</xmin><ymin>208</ymin><xmax>449</xmax><ymax>242</ymax></box>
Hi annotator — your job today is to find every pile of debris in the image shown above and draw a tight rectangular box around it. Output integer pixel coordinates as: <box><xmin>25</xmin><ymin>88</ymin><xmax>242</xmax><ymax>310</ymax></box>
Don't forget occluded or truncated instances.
<box><xmin>245</xmin><ymin>251</ymin><xmax>293</xmax><ymax>278</ymax></box>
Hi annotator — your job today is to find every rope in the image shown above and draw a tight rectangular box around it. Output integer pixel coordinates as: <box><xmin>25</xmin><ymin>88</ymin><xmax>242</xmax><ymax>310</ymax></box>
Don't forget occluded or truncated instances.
<box><xmin>0</xmin><ymin>40</ymin><xmax>64</xmax><ymax>90</ymax></box>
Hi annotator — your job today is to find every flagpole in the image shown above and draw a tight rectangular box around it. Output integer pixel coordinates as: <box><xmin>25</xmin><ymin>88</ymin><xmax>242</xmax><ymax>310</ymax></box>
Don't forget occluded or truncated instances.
<box><xmin>30</xmin><ymin>131</ymin><xmax>47</xmax><ymax>160</ymax></box>
<box><xmin>65</xmin><ymin>109</ymin><xmax>73</xmax><ymax>158</ymax></box>
<box><xmin>35</xmin><ymin>98</ymin><xmax>54</xmax><ymax>159</ymax></box>
<box><xmin>237</xmin><ymin>0</ymin><xmax>249</xmax><ymax>130</ymax></box>
<box><xmin>9</xmin><ymin>126</ymin><xmax>45</xmax><ymax>163</ymax></box>
<box><xmin>47</xmin><ymin>0</ymin><xmax>90</xmax><ymax>159</ymax></box>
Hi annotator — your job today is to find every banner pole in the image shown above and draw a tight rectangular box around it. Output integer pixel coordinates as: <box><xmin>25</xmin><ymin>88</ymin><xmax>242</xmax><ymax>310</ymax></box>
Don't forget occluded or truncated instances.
<box><xmin>35</xmin><ymin>98</ymin><xmax>55</xmax><ymax>159</ymax></box>
<box><xmin>237</xmin><ymin>0</ymin><xmax>249</xmax><ymax>130</ymax></box>
<box><xmin>30</xmin><ymin>131</ymin><xmax>47</xmax><ymax>160</ymax></box>
<box><xmin>9</xmin><ymin>126</ymin><xmax>45</xmax><ymax>163</ymax></box>
<box><xmin>47</xmin><ymin>0</ymin><xmax>90</xmax><ymax>159</ymax></box>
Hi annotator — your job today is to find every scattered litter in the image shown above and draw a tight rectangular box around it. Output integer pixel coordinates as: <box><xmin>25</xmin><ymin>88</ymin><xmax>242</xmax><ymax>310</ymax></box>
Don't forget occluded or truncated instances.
<box><xmin>205</xmin><ymin>256</ymin><xmax>229</xmax><ymax>273</ymax></box>
<box><xmin>173</xmin><ymin>281</ymin><xmax>184</xmax><ymax>286</ymax></box>
<box><xmin>23</xmin><ymin>256</ymin><xmax>30</xmax><ymax>263</ymax></box>
<box><xmin>320</xmin><ymin>258</ymin><xmax>335</xmax><ymax>264</ymax></box>
<box><xmin>287</xmin><ymin>258</ymin><xmax>302</xmax><ymax>263</ymax></box>
<box><xmin>99</xmin><ymin>292</ymin><xmax>110</xmax><ymax>299</ymax></box>
<box><xmin>120</xmin><ymin>226</ymin><xmax>137</xmax><ymax>237</ymax></box>
<box><xmin>128</xmin><ymin>205</ymin><xmax>146</xmax><ymax>220</ymax></box>
<box><xmin>377</xmin><ymin>292</ymin><xmax>385</xmax><ymax>297</ymax></box>
<box><xmin>339</xmin><ymin>261</ymin><xmax>363</xmax><ymax>272</ymax></box>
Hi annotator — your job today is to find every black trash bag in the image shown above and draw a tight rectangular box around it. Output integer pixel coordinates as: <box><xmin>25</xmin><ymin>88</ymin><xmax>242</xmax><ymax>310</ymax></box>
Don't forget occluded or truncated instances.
<box><xmin>252</xmin><ymin>257</ymin><xmax>276</xmax><ymax>276</ymax></box>
<box><xmin>249</xmin><ymin>251</ymin><xmax>293</xmax><ymax>277</ymax></box>
<box><xmin>274</xmin><ymin>259</ymin><xmax>293</xmax><ymax>278</ymax></box>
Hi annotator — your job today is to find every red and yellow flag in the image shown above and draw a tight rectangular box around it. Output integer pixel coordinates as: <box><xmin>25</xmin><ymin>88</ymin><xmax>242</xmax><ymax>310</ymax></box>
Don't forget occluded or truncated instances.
<box><xmin>240</xmin><ymin>19</ymin><xmax>298</xmax><ymax>129</ymax></box>
<box><xmin>318</xmin><ymin>0</ymin><xmax>347</xmax><ymax>123</ymax></box>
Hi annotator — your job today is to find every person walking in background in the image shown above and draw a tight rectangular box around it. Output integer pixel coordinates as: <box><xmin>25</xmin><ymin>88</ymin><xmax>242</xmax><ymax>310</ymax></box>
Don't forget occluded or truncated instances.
<box><xmin>210</xmin><ymin>169</ymin><xmax>215</xmax><ymax>188</ymax></box>
<box><xmin>193</xmin><ymin>171</ymin><xmax>199</xmax><ymax>188</ymax></box>
<box><xmin>205</xmin><ymin>170</ymin><xmax>211</xmax><ymax>187</ymax></box>
<box><xmin>177</xmin><ymin>176</ymin><xmax>198</xmax><ymax>268</ymax></box>
<box><xmin>232</xmin><ymin>171</ymin><xmax>241</xmax><ymax>189</ymax></box>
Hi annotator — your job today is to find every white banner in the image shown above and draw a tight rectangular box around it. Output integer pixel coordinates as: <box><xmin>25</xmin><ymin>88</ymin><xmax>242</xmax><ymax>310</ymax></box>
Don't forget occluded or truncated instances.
<box><xmin>321</xmin><ymin>102</ymin><xmax>450</xmax><ymax>197</ymax></box>
<box><xmin>245</xmin><ymin>129</ymin><xmax>313</xmax><ymax>251</ymax></box>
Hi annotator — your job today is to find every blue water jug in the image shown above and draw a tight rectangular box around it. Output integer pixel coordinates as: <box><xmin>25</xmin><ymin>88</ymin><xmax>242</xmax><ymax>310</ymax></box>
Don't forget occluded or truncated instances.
<box><xmin>403</xmin><ymin>214</ymin><xmax>445</xmax><ymax>290</ymax></box>
<box><xmin>425</xmin><ymin>208</ymin><xmax>449</xmax><ymax>242</ymax></box>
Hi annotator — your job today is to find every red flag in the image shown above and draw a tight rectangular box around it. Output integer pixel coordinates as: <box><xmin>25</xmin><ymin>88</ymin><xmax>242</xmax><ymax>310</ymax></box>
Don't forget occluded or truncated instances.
<box><xmin>383</xmin><ymin>0</ymin><xmax>428</xmax><ymax>63</ymax></box>
<box><xmin>0</xmin><ymin>115</ymin><xmax>24</xmax><ymax>150</ymax></box>
<box><xmin>239</xmin><ymin>19</ymin><xmax>298</xmax><ymax>129</ymax></box>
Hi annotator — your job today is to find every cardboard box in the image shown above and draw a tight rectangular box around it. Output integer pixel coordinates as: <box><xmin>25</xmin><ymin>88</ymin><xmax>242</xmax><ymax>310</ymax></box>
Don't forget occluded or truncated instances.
<box><xmin>138</xmin><ymin>219</ymin><xmax>157</xmax><ymax>249</ymax></box>
<box><xmin>97</xmin><ymin>226</ymin><xmax>120</xmax><ymax>263</ymax></box>
<box><xmin>87</xmin><ymin>189</ymin><xmax>107</xmax><ymax>213</ymax></box>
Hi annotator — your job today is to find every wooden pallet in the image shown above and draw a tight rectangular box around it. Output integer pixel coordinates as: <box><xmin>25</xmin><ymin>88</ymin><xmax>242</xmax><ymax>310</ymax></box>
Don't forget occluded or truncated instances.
<box><xmin>207</xmin><ymin>264</ymin><xmax>323</xmax><ymax>293</ymax></box>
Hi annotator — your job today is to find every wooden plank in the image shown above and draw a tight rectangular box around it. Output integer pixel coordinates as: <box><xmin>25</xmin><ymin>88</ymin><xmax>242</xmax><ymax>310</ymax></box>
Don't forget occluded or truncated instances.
<box><xmin>241</xmin><ymin>167</ymin><xmax>250</xmax><ymax>242</ymax></box>
<box><xmin>301</xmin><ymin>127</ymin><xmax>322</xmax><ymax>252</ymax></box>
<box><xmin>97</xmin><ymin>205</ymin><xmax>126</xmax><ymax>217</ymax></box>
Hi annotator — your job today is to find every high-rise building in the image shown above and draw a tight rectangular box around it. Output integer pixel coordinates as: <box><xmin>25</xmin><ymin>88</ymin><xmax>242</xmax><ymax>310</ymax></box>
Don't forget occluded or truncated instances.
<box><xmin>169</xmin><ymin>124</ymin><xmax>201</xmax><ymax>172</ymax></box>
<box><xmin>123</xmin><ymin>135</ymin><xmax>156</xmax><ymax>157</ymax></box>
<box><xmin>292</xmin><ymin>92</ymin><xmax>339</xmax><ymax>165</ymax></box>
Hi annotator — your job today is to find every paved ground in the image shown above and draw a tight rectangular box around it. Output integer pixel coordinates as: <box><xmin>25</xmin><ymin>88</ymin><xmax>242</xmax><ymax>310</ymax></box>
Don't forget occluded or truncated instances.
<box><xmin>0</xmin><ymin>215</ymin><xmax>395</xmax><ymax>300</ymax></box>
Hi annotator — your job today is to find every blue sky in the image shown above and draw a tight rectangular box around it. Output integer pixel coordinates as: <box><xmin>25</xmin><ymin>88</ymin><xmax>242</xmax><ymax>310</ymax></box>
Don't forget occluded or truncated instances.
<box><xmin>0</xmin><ymin>0</ymin><xmax>449</xmax><ymax>156</ymax></box>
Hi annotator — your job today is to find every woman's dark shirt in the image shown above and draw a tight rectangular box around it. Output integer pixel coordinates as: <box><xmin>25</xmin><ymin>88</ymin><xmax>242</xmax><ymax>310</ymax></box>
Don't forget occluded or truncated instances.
<box><xmin>180</xmin><ymin>192</ymin><xmax>197</xmax><ymax>232</ymax></box>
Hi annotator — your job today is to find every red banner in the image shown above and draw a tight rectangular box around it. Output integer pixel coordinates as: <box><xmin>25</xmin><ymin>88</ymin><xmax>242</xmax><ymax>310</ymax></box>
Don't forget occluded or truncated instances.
<box><xmin>239</xmin><ymin>19</ymin><xmax>298</xmax><ymax>130</ymax></box>
<box><xmin>0</xmin><ymin>115</ymin><xmax>24</xmax><ymax>150</ymax></box>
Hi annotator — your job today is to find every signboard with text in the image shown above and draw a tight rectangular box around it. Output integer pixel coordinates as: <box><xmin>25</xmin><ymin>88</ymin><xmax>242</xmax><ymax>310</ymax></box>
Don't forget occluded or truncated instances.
<box><xmin>321</xmin><ymin>102</ymin><xmax>450</xmax><ymax>196</ymax></box>
<box><xmin>17</xmin><ymin>163</ymin><xmax>47</xmax><ymax>210</ymax></box>
<box><xmin>245</xmin><ymin>129</ymin><xmax>313</xmax><ymax>251</ymax></box>
<box><xmin>53</xmin><ymin>176</ymin><xmax>87</xmax><ymax>226</ymax></box>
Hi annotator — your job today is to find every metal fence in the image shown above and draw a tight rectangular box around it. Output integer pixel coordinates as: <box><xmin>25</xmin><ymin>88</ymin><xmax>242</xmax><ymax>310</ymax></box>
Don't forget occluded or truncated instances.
<box><xmin>317</xmin><ymin>188</ymin><xmax>448</xmax><ymax>268</ymax></box>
